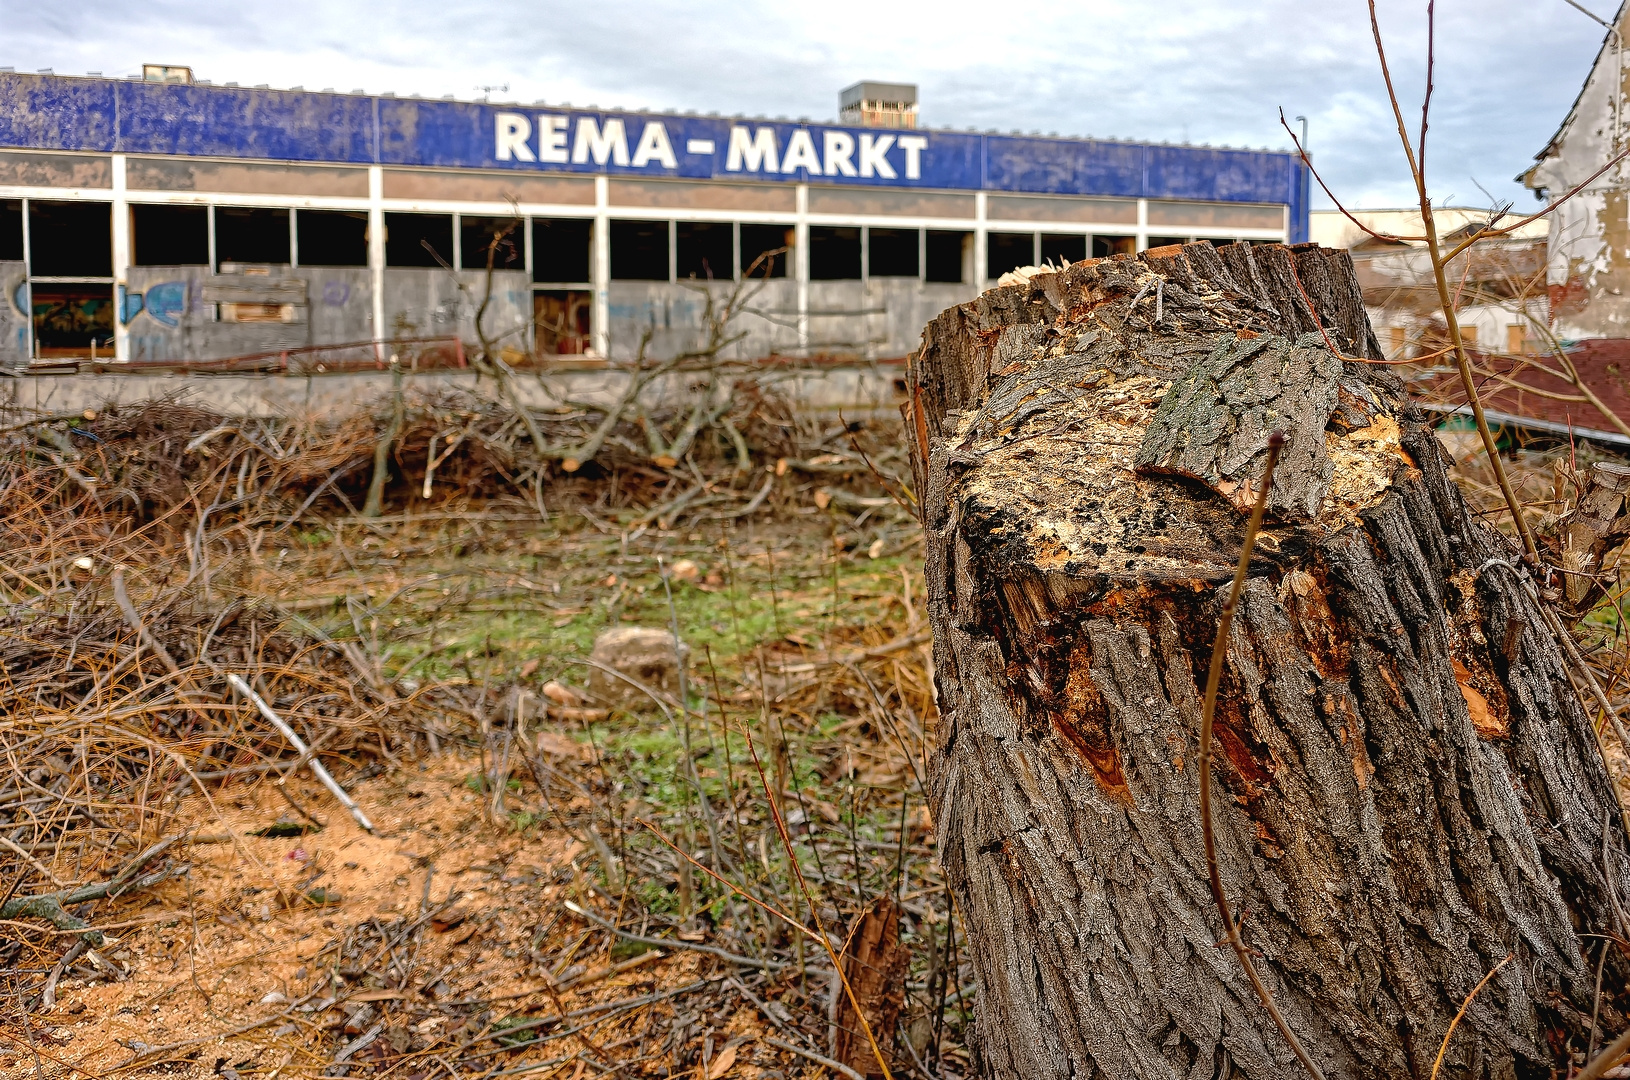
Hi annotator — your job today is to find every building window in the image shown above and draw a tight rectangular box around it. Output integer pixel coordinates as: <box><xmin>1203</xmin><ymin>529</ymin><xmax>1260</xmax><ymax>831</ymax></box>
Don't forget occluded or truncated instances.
<box><xmin>869</xmin><ymin>228</ymin><xmax>919</xmax><ymax>277</ymax></box>
<box><xmin>1092</xmin><ymin>235</ymin><xmax>1135</xmax><ymax>258</ymax></box>
<box><xmin>133</xmin><ymin>205</ymin><xmax>208</xmax><ymax>266</ymax></box>
<box><xmin>29</xmin><ymin>201</ymin><xmax>112</xmax><ymax>278</ymax></box>
<box><xmin>533</xmin><ymin>218</ymin><xmax>591</xmax><ymax>283</ymax></box>
<box><xmin>925</xmin><ymin>230</ymin><xmax>969</xmax><ymax>284</ymax></box>
<box><xmin>986</xmin><ymin>232</ymin><xmax>1033</xmax><ymax>279</ymax></box>
<box><xmin>461</xmin><ymin>216</ymin><xmax>523</xmax><ymax>271</ymax></box>
<box><xmin>1506</xmin><ymin>324</ymin><xmax>1528</xmax><ymax>355</ymax></box>
<box><xmin>385</xmin><ymin>212</ymin><xmax>454</xmax><ymax>268</ymax></box>
<box><xmin>535</xmin><ymin>290</ymin><xmax>592</xmax><ymax>355</ymax></box>
<box><xmin>215</xmin><ymin>206</ymin><xmax>290</xmax><ymax>266</ymax></box>
<box><xmin>297</xmin><ymin>210</ymin><xmax>369</xmax><ymax>267</ymax></box>
<box><xmin>0</xmin><ymin>200</ymin><xmax>22</xmax><ymax>261</ymax></box>
<box><xmin>810</xmin><ymin>226</ymin><xmax>861</xmax><ymax>280</ymax></box>
<box><xmin>1146</xmin><ymin>236</ymin><xmax>1187</xmax><ymax>251</ymax></box>
<box><xmin>677</xmin><ymin>222</ymin><xmax>732</xmax><ymax>281</ymax></box>
<box><xmin>32</xmin><ymin>286</ymin><xmax>113</xmax><ymax>354</ymax></box>
<box><xmin>1040</xmin><ymin>233</ymin><xmax>1086</xmax><ymax>266</ymax></box>
<box><xmin>610</xmin><ymin>219</ymin><xmax>669</xmax><ymax>281</ymax></box>
<box><xmin>740</xmin><ymin>224</ymin><xmax>791</xmax><ymax>279</ymax></box>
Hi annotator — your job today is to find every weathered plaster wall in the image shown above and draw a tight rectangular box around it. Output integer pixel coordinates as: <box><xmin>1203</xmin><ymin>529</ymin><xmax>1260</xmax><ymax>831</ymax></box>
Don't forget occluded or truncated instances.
<box><xmin>382</xmin><ymin>268</ymin><xmax>530</xmax><ymax>358</ymax></box>
<box><xmin>123</xmin><ymin>266</ymin><xmax>375</xmax><ymax>361</ymax></box>
<box><xmin>0</xmin><ymin>260</ymin><xmax>24</xmax><ymax>365</ymax></box>
<box><xmin>1527</xmin><ymin>4</ymin><xmax>1630</xmax><ymax>338</ymax></box>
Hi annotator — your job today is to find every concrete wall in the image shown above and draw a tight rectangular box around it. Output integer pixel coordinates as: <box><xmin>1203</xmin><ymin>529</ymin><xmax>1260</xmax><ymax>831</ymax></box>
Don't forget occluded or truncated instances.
<box><xmin>0</xmin><ymin>260</ymin><xmax>24</xmax><ymax>365</ymax></box>
<box><xmin>0</xmin><ymin>363</ymin><xmax>906</xmax><ymax>420</ymax></box>
<box><xmin>124</xmin><ymin>266</ymin><xmax>373</xmax><ymax>360</ymax></box>
<box><xmin>1525</xmin><ymin>6</ymin><xmax>1630</xmax><ymax>339</ymax></box>
<box><xmin>382</xmin><ymin>268</ymin><xmax>530</xmax><ymax>358</ymax></box>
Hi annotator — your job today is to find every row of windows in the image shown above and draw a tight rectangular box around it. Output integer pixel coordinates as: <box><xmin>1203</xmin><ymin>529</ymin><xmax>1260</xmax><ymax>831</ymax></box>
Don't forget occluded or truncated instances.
<box><xmin>0</xmin><ymin>199</ymin><xmax>1262</xmax><ymax>285</ymax></box>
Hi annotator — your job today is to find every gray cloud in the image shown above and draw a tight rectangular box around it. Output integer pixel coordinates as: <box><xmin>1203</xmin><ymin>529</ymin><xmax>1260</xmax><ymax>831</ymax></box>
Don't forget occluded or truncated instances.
<box><xmin>1</xmin><ymin>0</ymin><xmax>1609</xmax><ymax>209</ymax></box>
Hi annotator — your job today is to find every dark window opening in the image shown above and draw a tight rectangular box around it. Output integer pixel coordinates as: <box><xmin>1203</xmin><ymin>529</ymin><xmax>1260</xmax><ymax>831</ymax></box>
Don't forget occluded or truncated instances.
<box><xmin>297</xmin><ymin>210</ymin><xmax>369</xmax><ymax>267</ymax></box>
<box><xmin>1040</xmin><ymin>233</ymin><xmax>1086</xmax><ymax>267</ymax></box>
<box><xmin>133</xmin><ymin>205</ymin><xmax>208</xmax><ymax>266</ymax></box>
<box><xmin>29</xmin><ymin>202</ymin><xmax>112</xmax><ymax>278</ymax></box>
<box><xmin>461</xmin><ymin>216</ymin><xmax>523</xmax><ymax>271</ymax></box>
<box><xmin>610</xmin><ymin>219</ymin><xmax>669</xmax><ymax>281</ymax></box>
<box><xmin>809</xmin><ymin>226</ymin><xmax>861</xmax><ymax>280</ymax></box>
<box><xmin>1146</xmin><ymin>236</ymin><xmax>1188</xmax><ymax>251</ymax></box>
<box><xmin>986</xmin><ymin>232</ymin><xmax>1033</xmax><ymax>280</ymax></box>
<box><xmin>740</xmin><ymin>223</ymin><xmax>790</xmax><ymax>279</ymax></box>
<box><xmin>1206</xmin><ymin>238</ymin><xmax>1238</xmax><ymax>248</ymax></box>
<box><xmin>869</xmin><ymin>227</ymin><xmax>919</xmax><ymax>277</ymax></box>
<box><xmin>32</xmin><ymin>285</ymin><xmax>113</xmax><ymax>355</ymax></box>
<box><xmin>385</xmin><ymin>212</ymin><xmax>454</xmax><ymax>268</ymax></box>
<box><xmin>533</xmin><ymin>218</ymin><xmax>592</xmax><ymax>283</ymax></box>
<box><xmin>925</xmin><ymin>230</ymin><xmax>969</xmax><ymax>283</ymax></box>
<box><xmin>535</xmin><ymin>289</ymin><xmax>592</xmax><ymax>355</ymax></box>
<box><xmin>215</xmin><ymin>206</ymin><xmax>290</xmax><ymax>266</ymax></box>
<box><xmin>0</xmin><ymin>200</ymin><xmax>22</xmax><ymax>262</ymax></box>
<box><xmin>677</xmin><ymin>222</ymin><xmax>732</xmax><ymax>281</ymax></box>
<box><xmin>1092</xmin><ymin>235</ymin><xmax>1135</xmax><ymax>258</ymax></box>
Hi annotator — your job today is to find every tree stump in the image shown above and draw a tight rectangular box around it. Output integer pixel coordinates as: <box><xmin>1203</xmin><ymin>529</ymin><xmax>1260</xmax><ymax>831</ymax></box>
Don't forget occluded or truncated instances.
<box><xmin>906</xmin><ymin>242</ymin><xmax>1630</xmax><ymax>1079</ymax></box>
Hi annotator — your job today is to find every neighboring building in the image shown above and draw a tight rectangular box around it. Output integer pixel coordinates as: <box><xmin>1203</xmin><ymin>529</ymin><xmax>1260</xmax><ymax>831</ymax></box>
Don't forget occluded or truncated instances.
<box><xmin>1310</xmin><ymin>207</ymin><xmax>1549</xmax><ymax>359</ymax></box>
<box><xmin>1522</xmin><ymin>1</ymin><xmax>1630</xmax><ymax>339</ymax></box>
<box><xmin>0</xmin><ymin>71</ymin><xmax>1309</xmax><ymax>368</ymax></box>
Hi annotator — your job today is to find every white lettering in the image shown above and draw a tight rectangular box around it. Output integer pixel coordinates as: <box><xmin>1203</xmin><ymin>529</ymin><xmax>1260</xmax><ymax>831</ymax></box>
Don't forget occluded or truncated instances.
<box><xmin>898</xmin><ymin>135</ymin><xmax>926</xmax><ymax>180</ymax></box>
<box><xmin>632</xmin><ymin>121</ymin><xmax>678</xmax><ymax>168</ymax></box>
<box><xmin>725</xmin><ymin>127</ymin><xmax>779</xmax><ymax>173</ymax></box>
<box><xmin>538</xmin><ymin>115</ymin><xmax>569</xmax><ymax>163</ymax></box>
<box><xmin>572</xmin><ymin>117</ymin><xmax>629</xmax><ymax>166</ymax></box>
<box><xmin>858</xmin><ymin>133</ymin><xmax>896</xmax><ymax>179</ymax></box>
<box><xmin>781</xmin><ymin>129</ymin><xmax>821</xmax><ymax>174</ymax></box>
<box><xmin>686</xmin><ymin>138</ymin><xmax>716</xmax><ymax>155</ymax></box>
<box><xmin>495</xmin><ymin>113</ymin><xmax>535</xmax><ymax>162</ymax></box>
<box><xmin>823</xmin><ymin>130</ymin><xmax>857</xmax><ymax>176</ymax></box>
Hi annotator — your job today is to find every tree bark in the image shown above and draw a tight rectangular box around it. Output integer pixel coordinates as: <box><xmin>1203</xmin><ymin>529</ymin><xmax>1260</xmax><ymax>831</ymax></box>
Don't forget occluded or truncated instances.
<box><xmin>907</xmin><ymin>242</ymin><xmax>1630</xmax><ymax>1080</ymax></box>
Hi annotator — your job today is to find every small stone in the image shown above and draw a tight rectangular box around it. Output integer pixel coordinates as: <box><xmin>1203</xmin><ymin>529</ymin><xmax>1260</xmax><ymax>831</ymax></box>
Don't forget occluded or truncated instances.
<box><xmin>588</xmin><ymin>627</ymin><xmax>687</xmax><ymax>700</ymax></box>
<box><xmin>542</xmin><ymin>680</ymin><xmax>583</xmax><ymax>706</ymax></box>
<box><xmin>260</xmin><ymin>991</ymin><xmax>288</xmax><ymax>1005</ymax></box>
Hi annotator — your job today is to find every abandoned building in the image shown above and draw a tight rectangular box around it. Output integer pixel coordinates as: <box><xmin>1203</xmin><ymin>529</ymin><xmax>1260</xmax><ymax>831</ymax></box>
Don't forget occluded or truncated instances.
<box><xmin>0</xmin><ymin>70</ymin><xmax>1309</xmax><ymax>369</ymax></box>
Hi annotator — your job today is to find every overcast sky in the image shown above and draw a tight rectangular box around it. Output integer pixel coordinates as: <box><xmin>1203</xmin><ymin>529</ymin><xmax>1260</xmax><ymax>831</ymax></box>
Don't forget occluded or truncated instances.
<box><xmin>2</xmin><ymin>0</ymin><xmax>1614</xmax><ymax>210</ymax></box>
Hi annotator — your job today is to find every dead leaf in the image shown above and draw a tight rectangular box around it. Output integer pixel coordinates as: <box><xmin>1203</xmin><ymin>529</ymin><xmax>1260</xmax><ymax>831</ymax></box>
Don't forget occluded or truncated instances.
<box><xmin>813</xmin><ymin>490</ymin><xmax>832</xmax><ymax>510</ymax></box>
<box><xmin>519</xmin><ymin>658</ymin><xmax>541</xmax><ymax>679</ymax></box>
<box><xmin>542</xmin><ymin>680</ymin><xmax>583</xmax><ymax>706</ymax></box>
<box><xmin>706</xmin><ymin>1043</ymin><xmax>738</xmax><ymax>1079</ymax></box>
<box><xmin>536</xmin><ymin>731</ymin><xmax>594</xmax><ymax>761</ymax></box>
<box><xmin>775</xmin><ymin>457</ymin><xmax>789</xmax><ymax>477</ymax></box>
<box><xmin>1453</xmin><ymin>659</ymin><xmax>1506</xmax><ymax>739</ymax></box>
<box><xmin>431</xmin><ymin>908</ymin><xmax>467</xmax><ymax>933</ymax></box>
<box><xmin>652</xmin><ymin>455</ymin><xmax>678</xmax><ymax>469</ymax></box>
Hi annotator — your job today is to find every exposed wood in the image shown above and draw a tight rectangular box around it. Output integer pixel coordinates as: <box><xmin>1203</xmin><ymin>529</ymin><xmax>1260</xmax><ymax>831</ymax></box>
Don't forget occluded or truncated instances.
<box><xmin>833</xmin><ymin>896</ymin><xmax>911</xmax><ymax>1078</ymax></box>
<box><xmin>907</xmin><ymin>242</ymin><xmax>1630</xmax><ymax>1079</ymax></box>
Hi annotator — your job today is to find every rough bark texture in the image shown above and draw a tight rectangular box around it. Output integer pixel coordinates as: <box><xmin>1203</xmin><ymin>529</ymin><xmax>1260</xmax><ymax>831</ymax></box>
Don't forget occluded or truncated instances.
<box><xmin>907</xmin><ymin>242</ymin><xmax>1630</xmax><ymax>1080</ymax></box>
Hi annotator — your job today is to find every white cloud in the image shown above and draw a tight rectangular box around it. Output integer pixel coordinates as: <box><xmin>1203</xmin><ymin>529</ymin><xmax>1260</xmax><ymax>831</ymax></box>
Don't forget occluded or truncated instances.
<box><xmin>0</xmin><ymin>0</ymin><xmax>1608</xmax><ymax>208</ymax></box>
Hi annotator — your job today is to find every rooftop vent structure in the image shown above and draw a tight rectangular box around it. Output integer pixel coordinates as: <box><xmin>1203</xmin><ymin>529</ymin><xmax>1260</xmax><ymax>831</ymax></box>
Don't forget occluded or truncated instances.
<box><xmin>839</xmin><ymin>81</ymin><xmax>918</xmax><ymax>129</ymax></box>
<box><xmin>142</xmin><ymin>64</ymin><xmax>192</xmax><ymax>84</ymax></box>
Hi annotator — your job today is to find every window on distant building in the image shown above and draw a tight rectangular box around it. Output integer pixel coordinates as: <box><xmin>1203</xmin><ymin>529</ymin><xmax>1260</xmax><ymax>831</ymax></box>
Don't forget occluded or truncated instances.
<box><xmin>385</xmin><ymin>212</ymin><xmax>454</xmax><ymax>268</ymax></box>
<box><xmin>810</xmin><ymin>226</ymin><xmax>861</xmax><ymax>280</ymax></box>
<box><xmin>677</xmin><ymin>222</ymin><xmax>732</xmax><ymax>280</ymax></box>
<box><xmin>1040</xmin><ymin>233</ymin><xmax>1086</xmax><ymax>266</ymax></box>
<box><xmin>740</xmin><ymin>224</ymin><xmax>791</xmax><ymax>279</ymax></box>
<box><xmin>533</xmin><ymin>218</ymin><xmax>592</xmax><ymax>283</ymax></box>
<box><xmin>460</xmin><ymin>216</ymin><xmax>523</xmax><ymax>271</ymax></box>
<box><xmin>296</xmin><ymin>210</ymin><xmax>369</xmax><ymax>267</ymax></box>
<box><xmin>1092</xmin><ymin>235</ymin><xmax>1134</xmax><ymax>258</ymax></box>
<box><xmin>215</xmin><ymin>206</ymin><xmax>290</xmax><ymax>266</ymax></box>
<box><xmin>869</xmin><ymin>228</ymin><xmax>919</xmax><ymax>277</ymax></box>
<box><xmin>925</xmin><ymin>230</ymin><xmax>970</xmax><ymax>283</ymax></box>
<box><xmin>0</xmin><ymin>200</ymin><xmax>20</xmax><ymax>262</ymax></box>
<box><xmin>133</xmin><ymin>205</ymin><xmax>208</xmax><ymax>265</ymax></box>
<box><xmin>610</xmin><ymin>219</ymin><xmax>669</xmax><ymax>281</ymax></box>
<box><xmin>29</xmin><ymin>201</ymin><xmax>112</xmax><ymax>277</ymax></box>
<box><xmin>986</xmin><ymin>232</ymin><xmax>1033</xmax><ymax>279</ymax></box>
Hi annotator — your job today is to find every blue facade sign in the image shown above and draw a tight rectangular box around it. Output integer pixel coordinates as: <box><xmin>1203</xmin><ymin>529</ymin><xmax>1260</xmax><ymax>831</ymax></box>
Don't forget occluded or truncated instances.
<box><xmin>0</xmin><ymin>74</ymin><xmax>1309</xmax><ymax>239</ymax></box>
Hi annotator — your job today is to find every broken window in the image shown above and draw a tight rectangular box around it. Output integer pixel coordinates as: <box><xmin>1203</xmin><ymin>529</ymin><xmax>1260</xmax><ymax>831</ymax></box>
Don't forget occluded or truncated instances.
<box><xmin>925</xmin><ymin>230</ymin><xmax>970</xmax><ymax>283</ymax></box>
<box><xmin>677</xmin><ymin>222</ymin><xmax>732</xmax><ymax>281</ymax></box>
<box><xmin>133</xmin><ymin>205</ymin><xmax>208</xmax><ymax>266</ymax></box>
<box><xmin>809</xmin><ymin>226</ymin><xmax>861</xmax><ymax>280</ymax></box>
<box><xmin>28</xmin><ymin>201</ymin><xmax>112</xmax><ymax>278</ymax></box>
<box><xmin>1092</xmin><ymin>235</ymin><xmax>1135</xmax><ymax>258</ymax></box>
<box><xmin>31</xmin><ymin>285</ymin><xmax>113</xmax><ymax>355</ymax></box>
<box><xmin>533</xmin><ymin>218</ymin><xmax>592</xmax><ymax>283</ymax></box>
<box><xmin>986</xmin><ymin>232</ymin><xmax>1034</xmax><ymax>279</ymax></box>
<box><xmin>610</xmin><ymin>219</ymin><xmax>670</xmax><ymax>281</ymax></box>
<box><xmin>1040</xmin><ymin>233</ymin><xmax>1086</xmax><ymax>266</ymax></box>
<box><xmin>0</xmin><ymin>200</ymin><xmax>21</xmax><ymax>261</ymax></box>
<box><xmin>460</xmin><ymin>216</ymin><xmax>523</xmax><ymax>271</ymax></box>
<box><xmin>215</xmin><ymin>206</ymin><xmax>290</xmax><ymax>266</ymax></box>
<box><xmin>869</xmin><ymin>228</ymin><xmax>919</xmax><ymax>277</ymax></box>
<box><xmin>535</xmin><ymin>290</ymin><xmax>592</xmax><ymax>355</ymax></box>
<box><xmin>740</xmin><ymin>223</ymin><xmax>791</xmax><ymax>279</ymax></box>
<box><xmin>296</xmin><ymin>210</ymin><xmax>368</xmax><ymax>267</ymax></box>
<box><xmin>385</xmin><ymin>212</ymin><xmax>454</xmax><ymax>268</ymax></box>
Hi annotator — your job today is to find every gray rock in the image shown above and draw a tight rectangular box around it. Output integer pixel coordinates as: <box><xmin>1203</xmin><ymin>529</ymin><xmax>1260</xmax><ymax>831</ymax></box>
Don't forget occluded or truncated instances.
<box><xmin>588</xmin><ymin>626</ymin><xmax>687</xmax><ymax>701</ymax></box>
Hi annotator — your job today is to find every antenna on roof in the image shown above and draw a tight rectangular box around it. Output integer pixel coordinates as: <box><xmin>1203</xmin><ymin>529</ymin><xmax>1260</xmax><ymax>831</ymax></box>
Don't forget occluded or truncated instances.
<box><xmin>477</xmin><ymin>83</ymin><xmax>509</xmax><ymax>102</ymax></box>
